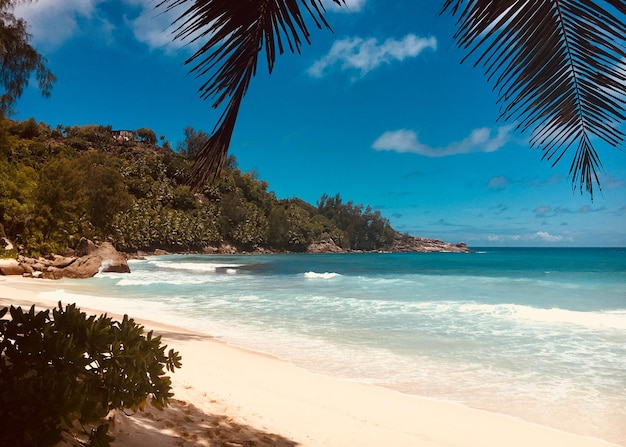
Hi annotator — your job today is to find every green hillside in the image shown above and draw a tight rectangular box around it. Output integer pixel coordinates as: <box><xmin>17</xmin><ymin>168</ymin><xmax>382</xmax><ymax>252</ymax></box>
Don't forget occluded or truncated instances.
<box><xmin>0</xmin><ymin>117</ymin><xmax>397</xmax><ymax>257</ymax></box>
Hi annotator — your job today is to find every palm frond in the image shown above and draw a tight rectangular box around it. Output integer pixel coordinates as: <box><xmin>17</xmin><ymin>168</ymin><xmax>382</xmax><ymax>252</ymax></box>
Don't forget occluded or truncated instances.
<box><xmin>158</xmin><ymin>0</ymin><xmax>345</xmax><ymax>187</ymax></box>
<box><xmin>441</xmin><ymin>0</ymin><xmax>626</xmax><ymax>197</ymax></box>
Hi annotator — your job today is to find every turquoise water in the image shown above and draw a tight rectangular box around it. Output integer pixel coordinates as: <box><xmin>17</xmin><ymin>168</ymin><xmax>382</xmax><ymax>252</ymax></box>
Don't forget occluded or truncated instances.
<box><xmin>44</xmin><ymin>248</ymin><xmax>626</xmax><ymax>445</ymax></box>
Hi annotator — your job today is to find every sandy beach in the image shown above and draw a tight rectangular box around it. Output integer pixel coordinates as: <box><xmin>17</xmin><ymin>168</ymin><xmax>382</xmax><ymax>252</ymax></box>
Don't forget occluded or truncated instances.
<box><xmin>1</xmin><ymin>275</ymin><xmax>621</xmax><ymax>447</ymax></box>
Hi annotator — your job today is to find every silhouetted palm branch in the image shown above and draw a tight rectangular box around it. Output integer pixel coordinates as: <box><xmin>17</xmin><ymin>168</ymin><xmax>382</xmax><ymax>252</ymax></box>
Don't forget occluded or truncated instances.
<box><xmin>441</xmin><ymin>0</ymin><xmax>626</xmax><ymax>197</ymax></box>
<box><xmin>158</xmin><ymin>0</ymin><xmax>344</xmax><ymax>187</ymax></box>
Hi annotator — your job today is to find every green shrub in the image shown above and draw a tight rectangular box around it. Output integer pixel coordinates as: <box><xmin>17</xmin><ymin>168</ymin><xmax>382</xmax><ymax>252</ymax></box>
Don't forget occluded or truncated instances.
<box><xmin>0</xmin><ymin>302</ymin><xmax>182</xmax><ymax>447</ymax></box>
<box><xmin>10</xmin><ymin>117</ymin><xmax>40</xmax><ymax>139</ymax></box>
<box><xmin>136</xmin><ymin>128</ymin><xmax>157</xmax><ymax>145</ymax></box>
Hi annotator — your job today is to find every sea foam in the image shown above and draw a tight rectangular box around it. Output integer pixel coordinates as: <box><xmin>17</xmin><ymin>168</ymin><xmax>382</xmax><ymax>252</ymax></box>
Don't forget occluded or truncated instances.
<box><xmin>304</xmin><ymin>271</ymin><xmax>341</xmax><ymax>279</ymax></box>
<box><xmin>151</xmin><ymin>261</ymin><xmax>242</xmax><ymax>273</ymax></box>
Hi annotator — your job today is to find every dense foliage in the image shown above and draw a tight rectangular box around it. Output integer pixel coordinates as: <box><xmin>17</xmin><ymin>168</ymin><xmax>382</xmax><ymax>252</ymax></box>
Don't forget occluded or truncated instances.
<box><xmin>0</xmin><ymin>0</ymin><xmax>56</xmax><ymax>116</ymax></box>
<box><xmin>0</xmin><ymin>302</ymin><xmax>182</xmax><ymax>446</ymax></box>
<box><xmin>0</xmin><ymin>118</ymin><xmax>396</xmax><ymax>256</ymax></box>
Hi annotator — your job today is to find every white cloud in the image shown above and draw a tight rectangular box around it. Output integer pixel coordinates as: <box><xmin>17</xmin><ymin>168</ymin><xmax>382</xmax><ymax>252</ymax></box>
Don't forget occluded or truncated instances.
<box><xmin>14</xmin><ymin>0</ymin><xmax>106</xmax><ymax>49</ymax></box>
<box><xmin>372</xmin><ymin>125</ymin><xmax>513</xmax><ymax>157</ymax></box>
<box><xmin>487</xmin><ymin>176</ymin><xmax>508</xmax><ymax>190</ymax></box>
<box><xmin>487</xmin><ymin>235</ymin><xmax>522</xmax><ymax>242</ymax></box>
<box><xmin>487</xmin><ymin>232</ymin><xmax>573</xmax><ymax>244</ymax></box>
<box><xmin>534</xmin><ymin>231</ymin><xmax>569</xmax><ymax>242</ymax></box>
<box><xmin>130</xmin><ymin>1</ymin><xmax>367</xmax><ymax>54</ymax></box>
<box><xmin>534</xmin><ymin>206</ymin><xmax>551</xmax><ymax>217</ymax></box>
<box><xmin>324</xmin><ymin>0</ymin><xmax>366</xmax><ymax>12</ymax></box>
<box><xmin>127</xmin><ymin>3</ymin><xmax>177</xmax><ymax>52</ymax></box>
<box><xmin>13</xmin><ymin>0</ymin><xmax>197</xmax><ymax>54</ymax></box>
<box><xmin>308</xmin><ymin>34</ymin><xmax>437</xmax><ymax>78</ymax></box>
<box><xmin>598</xmin><ymin>172</ymin><xmax>625</xmax><ymax>189</ymax></box>
<box><xmin>578</xmin><ymin>205</ymin><xmax>606</xmax><ymax>214</ymax></box>
<box><xmin>126</xmin><ymin>1</ymin><xmax>209</xmax><ymax>54</ymax></box>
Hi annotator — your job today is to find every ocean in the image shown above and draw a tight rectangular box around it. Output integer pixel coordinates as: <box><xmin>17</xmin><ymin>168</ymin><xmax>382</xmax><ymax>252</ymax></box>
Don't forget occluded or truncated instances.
<box><xmin>41</xmin><ymin>248</ymin><xmax>626</xmax><ymax>445</ymax></box>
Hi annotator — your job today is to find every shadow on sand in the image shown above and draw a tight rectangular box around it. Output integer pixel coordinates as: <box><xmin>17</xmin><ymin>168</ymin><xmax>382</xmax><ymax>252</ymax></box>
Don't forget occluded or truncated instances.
<box><xmin>111</xmin><ymin>398</ymin><xmax>298</xmax><ymax>447</ymax></box>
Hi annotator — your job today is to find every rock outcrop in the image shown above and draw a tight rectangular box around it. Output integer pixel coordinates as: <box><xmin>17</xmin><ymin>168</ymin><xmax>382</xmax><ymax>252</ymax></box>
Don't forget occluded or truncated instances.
<box><xmin>307</xmin><ymin>236</ymin><xmax>345</xmax><ymax>254</ymax></box>
<box><xmin>0</xmin><ymin>259</ymin><xmax>25</xmax><ymax>276</ymax></box>
<box><xmin>389</xmin><ymin>234</ymin><xmax>471</xmax><ymax>253</ymax></box>
<box><xmin>306</xmin><ymin>233</ymin><xmax>471</xmax><ymax>254</ymax></box>
<box><xmin>43</xmin><ymin>240</ymin><xmax>130</xmax><ymax>279</ymax></box>
<box><xmin>1</xmin><ymin>239</ymin><xmax>131</xmax><ymax>279</ymax></box>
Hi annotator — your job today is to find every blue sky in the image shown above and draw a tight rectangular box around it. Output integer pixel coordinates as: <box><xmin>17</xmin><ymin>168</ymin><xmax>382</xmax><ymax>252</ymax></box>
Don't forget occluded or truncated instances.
<box><xmin>13</xmin><ymin>0</ymin><xmax>626</xmax><ymax>247</ymax></box>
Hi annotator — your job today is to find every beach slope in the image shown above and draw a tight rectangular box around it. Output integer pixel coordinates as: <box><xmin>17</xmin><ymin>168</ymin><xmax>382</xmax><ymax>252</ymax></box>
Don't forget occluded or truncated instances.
<box><xmin>0</xmin><ymin>277</ymin><xmax>619</xmax><ymax>447</ymax></box>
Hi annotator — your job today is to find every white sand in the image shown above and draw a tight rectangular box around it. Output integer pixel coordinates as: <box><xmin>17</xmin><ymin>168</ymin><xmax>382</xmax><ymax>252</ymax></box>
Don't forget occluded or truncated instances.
<box><xmin>0</xmin><ymin>276</ymin><xmax>621</xmax><ymax>447</ymax></box>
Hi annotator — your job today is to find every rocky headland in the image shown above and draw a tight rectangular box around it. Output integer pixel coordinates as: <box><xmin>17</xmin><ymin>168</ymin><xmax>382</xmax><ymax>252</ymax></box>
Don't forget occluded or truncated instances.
<box><xmin>1</xmin><ymin>233</ymin><xmax>471</xmax><ymax>280</ymax></box>
<box><xmin>1</xmin><ymin>238</ymin><xmax>130</xmax><ymax>279</ymax></box>
<box><xmin>307</xmin><ymin>233</ymin><xmax>470</xmax><ymax>254</ymax></box>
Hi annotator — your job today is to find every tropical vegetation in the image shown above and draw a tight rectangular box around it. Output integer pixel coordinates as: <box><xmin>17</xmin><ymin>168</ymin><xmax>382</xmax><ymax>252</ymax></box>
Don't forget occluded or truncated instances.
<box><xmin>0</xmin><ymin>302</ymin><xmax>182</xmax><ymax>446</ymax></box>
<box><xmin>0</xmin><ymin>0</ymin><xmax>55</xmax><ymax>116</ymax></box>
<box><xmin>0</xmin><ymin>117</ymin><xmax>396</xmax><ymax>257</ymax></box>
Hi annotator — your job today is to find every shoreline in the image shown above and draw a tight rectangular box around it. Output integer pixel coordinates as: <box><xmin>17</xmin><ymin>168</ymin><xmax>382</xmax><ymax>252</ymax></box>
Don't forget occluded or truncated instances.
<box><xmin>1</xmin><ymin>276</ymin><xmax>621</xmax><ymax>447</ymax></box>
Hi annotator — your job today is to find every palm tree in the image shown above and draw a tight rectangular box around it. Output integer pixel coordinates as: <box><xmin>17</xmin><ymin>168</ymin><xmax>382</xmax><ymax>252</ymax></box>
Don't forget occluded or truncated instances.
<box><xmin>441</xmin><ymin>1</ymin><xmax>626</xmax><ymax>197</ymax></box>
<box><xmin>158</xmin><ymin>0</ymin><xmax>345</xmax><ymax>187</ymax></box>
<box><xmin>159</xmin><ymin>0</ymin><xmax>626</xmax><ymax>198</ymax></box>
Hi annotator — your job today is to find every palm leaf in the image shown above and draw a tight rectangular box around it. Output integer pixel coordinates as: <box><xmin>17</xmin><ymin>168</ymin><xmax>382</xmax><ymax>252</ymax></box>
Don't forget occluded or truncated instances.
<box><xmin>158</xmin><ymin>0</ymin><xmax>345</xmax><ymax>187</ymax></box>
<box><xmin>441</xmin><ymin>0</ymin><xmax>626</xmax><ymax>197</ymax></box>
